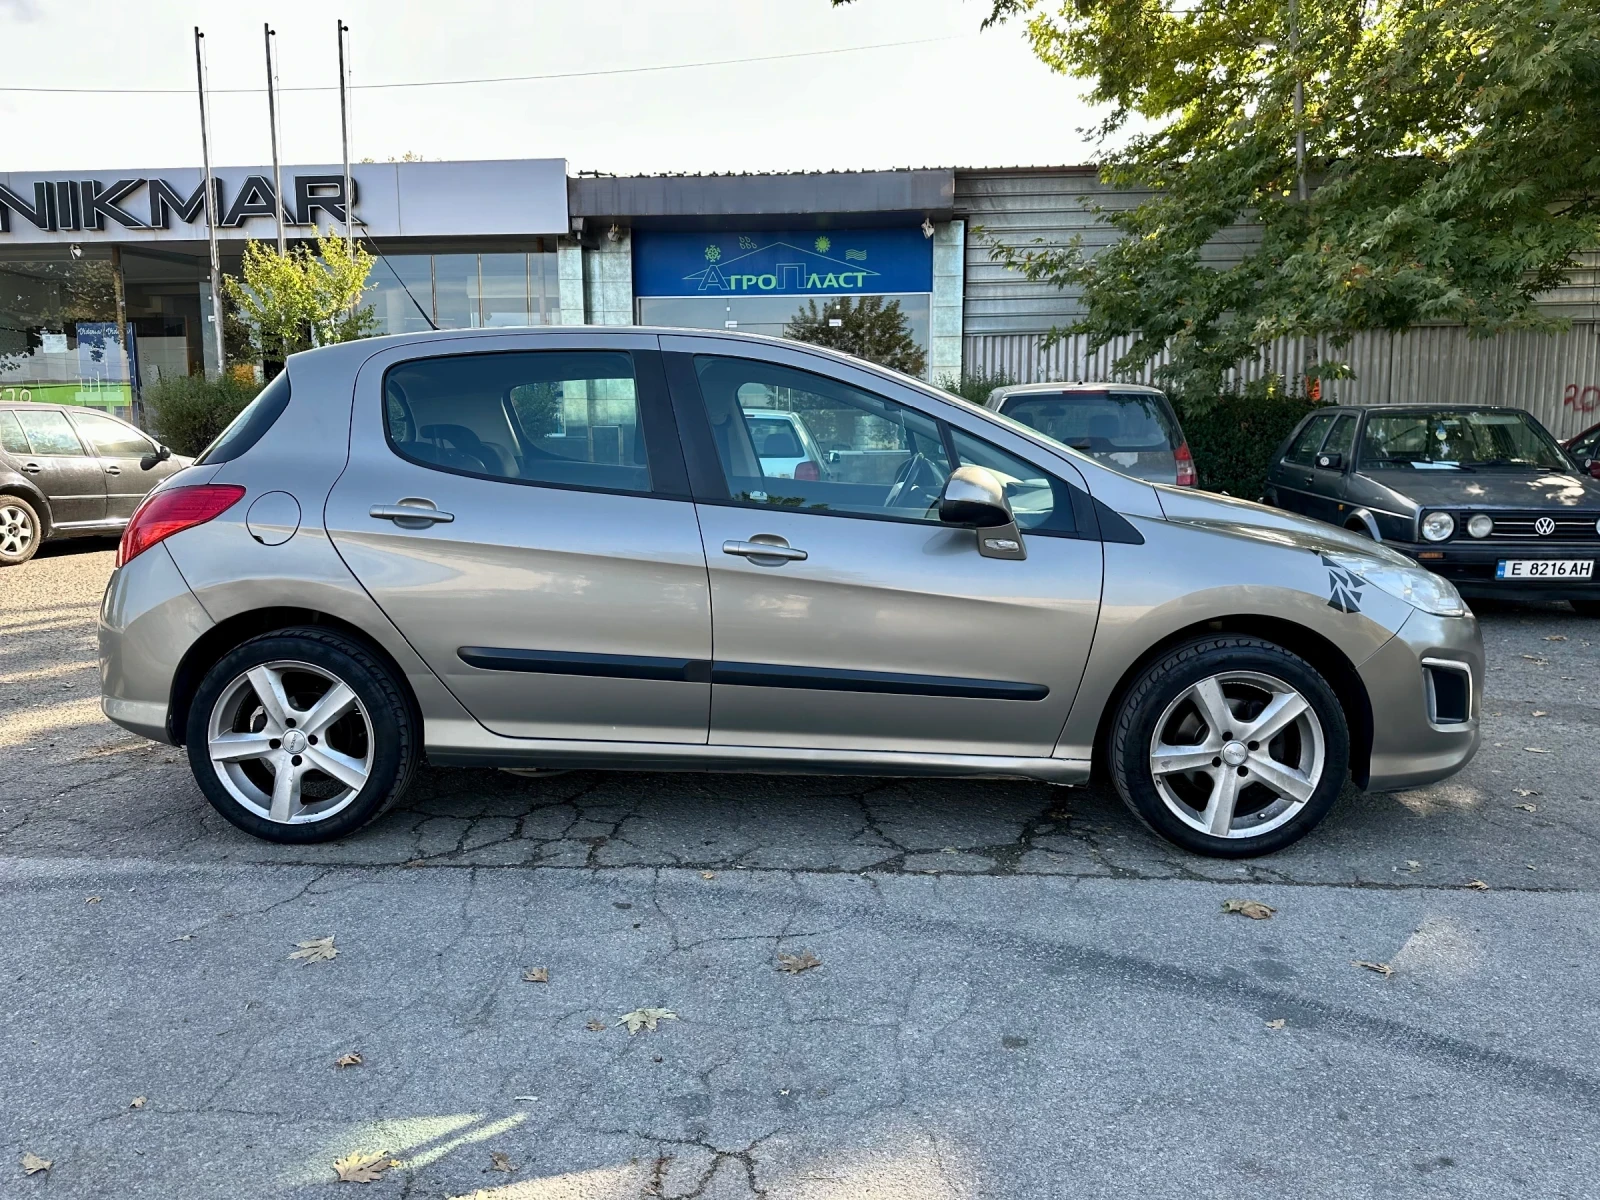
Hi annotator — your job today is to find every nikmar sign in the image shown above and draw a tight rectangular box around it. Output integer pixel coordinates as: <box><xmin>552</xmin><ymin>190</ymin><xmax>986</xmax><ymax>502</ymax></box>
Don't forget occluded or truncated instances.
<box><xmin>0</xmin><ymin>159</ymin><xmax>568</xmax><ymax>244</ymax></box>
<box><xmin>633</xmin><ymin>228</ymin><xmax>933</xmax><ymax>298</ymax></box>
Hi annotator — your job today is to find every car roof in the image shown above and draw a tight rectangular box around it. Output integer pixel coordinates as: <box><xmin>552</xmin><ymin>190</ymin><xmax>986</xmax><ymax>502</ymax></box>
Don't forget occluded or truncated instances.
<box><xmin>988</xmin><ymin>381</ymin><xmax>1167</xmax><ymax>401</ymax></box>
<box><xmin>0</xmin><ymin>402</ymin><xmax>73</xmax><ymax>413</ymax></box>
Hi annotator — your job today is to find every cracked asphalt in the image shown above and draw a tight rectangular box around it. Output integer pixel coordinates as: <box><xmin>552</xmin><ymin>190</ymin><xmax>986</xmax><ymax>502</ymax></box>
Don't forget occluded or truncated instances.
<box><xmin>4</xmin><ymin>540</ymin><xmax>1600</xmax><ymax>1199</ymax></box>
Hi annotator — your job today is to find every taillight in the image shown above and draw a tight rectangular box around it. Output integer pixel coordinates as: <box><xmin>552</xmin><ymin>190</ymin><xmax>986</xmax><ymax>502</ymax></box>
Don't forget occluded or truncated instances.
<box><xmin>1174</xmin><ymin>440</ymin><xmax>1198</xmax><ymax>487</ymax></box>
<box><xmin>794</xmin><ymin>460</ymin><xmax>820</xmax><ymax>481</ymax></box>
<box><xmin>117</xmin><ymin>484</ymin><xmax>246</xmax><ymax>568</ymax></box>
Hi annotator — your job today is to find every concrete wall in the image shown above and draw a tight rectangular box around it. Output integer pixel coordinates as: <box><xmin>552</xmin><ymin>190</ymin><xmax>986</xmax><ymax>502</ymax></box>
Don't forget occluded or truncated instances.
<box><xmin>556</xmin><ymin>240</ymin><xmax>585</xmax><ymax>326</ymax></box>
<box><xmin>582</xmin><ymin>231</ymin><xmax>634</xmax><ymax>326</ymax></box>
<box><xmin>929</xmin><ymin>220</ymin><xmax>965</xmax><ymax>384</ymax></box>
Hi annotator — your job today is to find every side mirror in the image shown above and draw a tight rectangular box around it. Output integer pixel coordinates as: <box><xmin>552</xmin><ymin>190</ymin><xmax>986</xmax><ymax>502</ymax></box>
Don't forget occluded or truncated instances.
<box><xmin>1316</xmin><ymin>451</ymin><xmax>1343</xmax><ymax>471</ymax></box>
<box><xmin>139</xmin><ymin>444</ymin><xmax>171</xmax><ymax>471</ymax></box>
<box><xmin>1587</xmin><ymin>458</ymin><xmax>1600</xmax><ymax>480</ymax></box>
<box><xmin>938</xmin><ymin>465</ymin><xmax>1026</xmax><ymax>560</ymax></box>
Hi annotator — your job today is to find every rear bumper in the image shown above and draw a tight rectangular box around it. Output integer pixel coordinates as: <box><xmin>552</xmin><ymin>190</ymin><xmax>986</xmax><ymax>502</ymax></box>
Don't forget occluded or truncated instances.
<box><xmin>99</xmin><ymin>544</ymin><xmax>213</xmax><ymax>744</ymax></box>
<box><xmin>1390</xmin><ymin>539</ymin><xmax>1600</xmax><ymax>600</ymax></box>
<box><xmin>1358</xmin><ymin>608</ymin><xmax>1483</xmax><ymax>792</ymax></box>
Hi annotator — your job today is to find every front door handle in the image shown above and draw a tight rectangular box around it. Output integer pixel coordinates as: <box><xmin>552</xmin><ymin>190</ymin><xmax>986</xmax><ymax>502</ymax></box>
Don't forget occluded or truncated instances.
<box><xmin>723</xmin><ymin>538</ymin><xmax>807</xmax><ymax>562</ymax></box>
<box><xmin>370</xmin><ymin>499</ymin><xmax>455</xmax><ymax>528</ymax></box>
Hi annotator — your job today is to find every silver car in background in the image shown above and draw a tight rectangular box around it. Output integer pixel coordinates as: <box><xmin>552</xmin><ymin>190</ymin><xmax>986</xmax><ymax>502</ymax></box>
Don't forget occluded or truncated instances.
<box><xmin>99</xmin><ymin>328</ymin><xmax>1481</xmax><ymax>856</ymax></box>
<box><xmin>987</xmin><ymin>381</ymin><xmax>1198</xmax><ymax>487</ymax></box>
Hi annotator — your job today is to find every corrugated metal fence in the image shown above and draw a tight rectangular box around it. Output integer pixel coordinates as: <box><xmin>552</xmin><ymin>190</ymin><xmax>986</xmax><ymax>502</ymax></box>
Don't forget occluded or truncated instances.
<box><xmin>965</xmin><ymin>323</ymin><xmax>1600</xmax><ymax>440</ymax></box>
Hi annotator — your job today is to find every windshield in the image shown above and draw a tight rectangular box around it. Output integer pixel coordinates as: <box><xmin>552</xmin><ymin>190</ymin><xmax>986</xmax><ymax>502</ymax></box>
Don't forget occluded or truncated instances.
<box><xmin>1359</xmin><ymin>409</ymin><xmax>1572</xmax><ymax>473</ymax></box>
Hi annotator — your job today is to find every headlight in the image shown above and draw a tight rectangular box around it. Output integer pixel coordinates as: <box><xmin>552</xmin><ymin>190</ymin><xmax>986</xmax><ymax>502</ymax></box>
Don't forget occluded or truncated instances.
<box><xmin>1467</xmin><ymin>514</ymin><xmax>1494</xmax><ymax>538</ymax></box>
<box><xmin>1323</xmin><ymin>550</ymin><xmax>1467</xmax><ymax>617</ymax></box>
<box><xmin>1421</xmin><ymin>512</ymin><xmax>1455</xmax><ymax>542</ymax></box>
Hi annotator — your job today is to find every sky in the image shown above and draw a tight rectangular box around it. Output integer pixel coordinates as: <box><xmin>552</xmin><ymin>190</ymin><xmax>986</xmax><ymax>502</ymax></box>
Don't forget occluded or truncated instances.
<box><xmin>0</xmin><ymin>0</ymin><xmax>1106</xmax><ymax>175</ymax></box>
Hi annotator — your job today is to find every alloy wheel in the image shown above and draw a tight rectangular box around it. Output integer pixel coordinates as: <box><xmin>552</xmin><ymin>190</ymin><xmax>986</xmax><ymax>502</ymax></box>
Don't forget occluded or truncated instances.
<box><xmin>205</xmin><ymin>660</ymin><xmax>375</xmax><ymax>824</ymax></box>
<box><xmin>0</xmin><ymin>503</ymin><xmax>35</xmax><ymax>558</ymax></box>
<box><xmin>1147</xmin><ymin>670</ymin><xmax>1325</xmax><ymax>840</ymax></box>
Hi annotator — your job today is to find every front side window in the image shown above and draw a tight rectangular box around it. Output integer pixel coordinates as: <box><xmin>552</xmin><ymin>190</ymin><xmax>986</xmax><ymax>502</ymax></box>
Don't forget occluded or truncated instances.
<box><xmin>71</xmin><ymin>410</ymin><xmax>153</xmax><ymax>457</ymax></box>
<box><xmin>948</xmin><ymin>427</ymin><xmax>1074</xmax><ymax>534</ymax></box>
<box><xmin>1360</xmin><ymin>409</ymin><xmax>1573</xmax><ymax>472</ymax></box>
<box><xmin>1283</xmin><ymin>412</ymin><xmax>1336</xmax><ymax>466</ymax></box>
<box><xmin>385</xmin><ymin>350</ymin><xmax>649</xmax><ymax>494</ymax></box>
<box><xmin>1320</xmin><ymin>414</ymin><xmax>1357</xmax><ymax>462</ymax></box>
<box><xmin>693</xmin><ymin>355</ymin><xmax>950</xmax><ymax>521</ymax></box>
<box><xmin>14</xmin><ymin>409</ymin><xmax>86</xmax><ymax>456</ymax></box>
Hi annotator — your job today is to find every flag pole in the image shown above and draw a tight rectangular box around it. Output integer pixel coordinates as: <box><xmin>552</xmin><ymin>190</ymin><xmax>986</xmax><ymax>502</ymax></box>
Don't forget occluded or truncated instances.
<box><xmin>194</xmin><ymin>27</ymin><xmax>226</xmax><ymax>377</ymax></box>
<box><xmin>265</xmin><ymin>23</ymin><xmax>286</xmax><ymax>255</ymax></box>
<box><xmin>337</xmin><ymin>20</ymin><xmax>354</xmax><ymax>258</ymax></box>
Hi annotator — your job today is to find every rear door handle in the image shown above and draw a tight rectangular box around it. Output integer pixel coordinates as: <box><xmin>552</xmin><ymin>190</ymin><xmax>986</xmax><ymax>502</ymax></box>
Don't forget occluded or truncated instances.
<box><xmin>21</xmin><ymin>462</ymin><xmax>41</xmax><ymax>474</ymax></box>
<box><xmin>723</xmin><ymin>538</ymin><xmax>807</xmax><ymax>562</ymax></box>
<box><xmin>370</xmin><ymin>500</ymin><xmax>455</xmax><ymax>527</ymax></box>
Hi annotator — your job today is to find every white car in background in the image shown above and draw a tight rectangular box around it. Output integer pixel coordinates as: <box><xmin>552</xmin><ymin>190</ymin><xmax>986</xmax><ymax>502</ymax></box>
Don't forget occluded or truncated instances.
<box><xmin>743</xmin><ymin>408</ymin><xmax>825</xmax><ymax>480</ymax></box>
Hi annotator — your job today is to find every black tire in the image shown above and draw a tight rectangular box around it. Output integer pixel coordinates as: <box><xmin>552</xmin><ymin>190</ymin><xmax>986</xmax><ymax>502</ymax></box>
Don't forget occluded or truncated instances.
<box><xmin>1570</xmin><ymin>598</ymin><xmax>1600</xmax><ymax>618</ymax></box>
<box><xmin>1109</xmin><ymin>636</ymin><xmax>1350</xmax><ymax>858</ymax></box>
<box><xmin>0</xmin><ymin>494</ymin><xmax>42</xmax><ymax>566</ymax></box>
<box><xmin>185</xmin><ymin>627</ymin><xmax>419</xmax><ymax>843</ymax></box>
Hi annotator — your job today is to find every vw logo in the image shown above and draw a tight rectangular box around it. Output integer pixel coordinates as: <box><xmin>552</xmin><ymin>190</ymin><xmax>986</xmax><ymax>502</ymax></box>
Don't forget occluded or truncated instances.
<box><xmin>1535</xmin><ymin>517</ymin><xmax>1556</xmax><ymax>537</ymax></box>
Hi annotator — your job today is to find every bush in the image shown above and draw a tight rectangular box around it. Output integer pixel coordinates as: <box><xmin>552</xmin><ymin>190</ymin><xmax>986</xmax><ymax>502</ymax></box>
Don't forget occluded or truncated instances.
<box><xmin>1179</xmin><ymin>391</ymin><xmax>1323</xmax><ymax>500</ymax></box>
<box><xmin>938</xmin><ymin>367</ymin><xmax>1018</xmax><ymax>407</ymax></box>
<box><xmin>144</xmin><ymin>372</ymin><xmax>263</xmax><ymax>457</ymax></box>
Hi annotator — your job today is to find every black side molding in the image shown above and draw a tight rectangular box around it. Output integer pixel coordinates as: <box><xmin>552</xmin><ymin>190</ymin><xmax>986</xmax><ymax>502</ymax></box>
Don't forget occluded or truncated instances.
<box><xmin>711</xmin><ymin>661</ymin><xmax>1048</xmax><ymax>701</ymax></box>
<box><xmin>458</xmin><ymin>647</ymin><xmax>711</xmax><ymax>683</ymax></box>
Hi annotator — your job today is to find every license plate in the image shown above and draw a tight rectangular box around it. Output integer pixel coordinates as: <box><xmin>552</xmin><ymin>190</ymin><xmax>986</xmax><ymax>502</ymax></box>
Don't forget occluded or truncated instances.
<box><xmin>1496</xmin><ymin>559</ymin><xmax>1595</xmax><ymax>579</ymax></box>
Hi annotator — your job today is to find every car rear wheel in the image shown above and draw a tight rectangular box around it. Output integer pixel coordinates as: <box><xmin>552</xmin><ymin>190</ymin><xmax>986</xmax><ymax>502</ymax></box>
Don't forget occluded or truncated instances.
<box><xmin>186</xmin><ymin>628</ymin><xmax>418</xmax><ymax>843</ymax></box>
<box><xmin>0</xmin><ymin>496</ymin><xmax>41</xmax><ymax>566</ymax></box>
<box><xmin>1110</xmin><ymin>636</ymin><xmax>1349</xmax><ymax>857</ymax></box>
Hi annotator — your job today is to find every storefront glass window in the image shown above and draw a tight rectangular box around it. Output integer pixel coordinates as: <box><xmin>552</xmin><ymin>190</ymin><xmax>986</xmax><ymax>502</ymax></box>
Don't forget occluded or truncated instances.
<box><xmin>364</xmin><ymin>248</ymin><xmax>559</xmax><ymax>334</ymax></box>
<box><xmin>0</xmin><ymin>249</ymin><xmax>134</xmax><ymax>417</ymax></box>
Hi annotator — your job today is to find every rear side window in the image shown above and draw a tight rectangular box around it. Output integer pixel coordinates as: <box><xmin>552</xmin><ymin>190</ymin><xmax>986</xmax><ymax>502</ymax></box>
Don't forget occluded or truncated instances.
<box><xmin>0</xmin><ymin>411</ymin><xmax>28</xmax><ymax>454</ymax></box>
<box><xmin>14</xmin><ymin>409</ymin><xmax>86</xmax><ymax>456</ymax></box>
<box><xmin>1283</xmin><ymin>412</ymin><xmax>1336</xmax><ymax>465</ymax></box>
<box><xmin>384</xmin><ymin>351</ymin><xmax>650</xmax><ymax>494</ymax></box>
<box><xmin>195</xmin><ymin>373</ymin><xmax>291</xmax><ymax>465</ymax></box>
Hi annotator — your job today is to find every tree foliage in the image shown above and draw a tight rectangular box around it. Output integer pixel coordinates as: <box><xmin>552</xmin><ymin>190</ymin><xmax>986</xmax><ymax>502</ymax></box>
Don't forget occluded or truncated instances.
<box><xmin>143</xmin><ymin>371</ymin><xmax>263</xmax><ymax>457</ymax></box>
<box><xmin>841</xmin><ymin>0</ymin><xmax>1600</xmax><ymax>411</ymax></box>
<box><xmin>224</xmin><ymin>233</ymin><xmax>379</xmax><ymax>368</ymax></box>
<box><xmin>785</xmin><ymin>294</ymin><xmax>929</xmax><ymax>377</ymax></box>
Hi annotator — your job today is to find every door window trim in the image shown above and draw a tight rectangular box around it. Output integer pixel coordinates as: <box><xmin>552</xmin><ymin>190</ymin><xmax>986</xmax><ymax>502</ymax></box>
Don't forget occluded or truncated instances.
<box><xmin>379</xmin><ymin>346</ymin><xmax>691</xmax><ymax>501</ymax></box>
<box><xmin>661</xmin><ymin>350</ymin><xmax>1102</xmax><ymax>542</ymax></box>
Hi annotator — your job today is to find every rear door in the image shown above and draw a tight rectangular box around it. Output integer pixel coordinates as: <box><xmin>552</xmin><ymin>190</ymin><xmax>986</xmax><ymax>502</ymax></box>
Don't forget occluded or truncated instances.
<box><xmin>67</xmin><ymin>409</ymin><xmax>182</xmax><ymax>520</ymax></box>
<box><xmin>324</xmin><ymin>332</ymin><xmax>713</xmax><ymax>744</ymax></box>
<box><xmin>10</xmin><ymin>407</ymin><xmax>106</xmax><ymax>527</ymax></box>
<box><xmin>664</xmin><ymin>338</ymin><xmax>1103</xmax><ymax>759</ymax></box>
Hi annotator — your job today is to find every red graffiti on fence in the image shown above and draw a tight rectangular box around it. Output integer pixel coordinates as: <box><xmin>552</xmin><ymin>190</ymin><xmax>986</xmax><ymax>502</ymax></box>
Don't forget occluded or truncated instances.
<box><xmin>1565</xmin><ymin>383</ymin><xmax>1600</xmax><ymax>414</ymax></box>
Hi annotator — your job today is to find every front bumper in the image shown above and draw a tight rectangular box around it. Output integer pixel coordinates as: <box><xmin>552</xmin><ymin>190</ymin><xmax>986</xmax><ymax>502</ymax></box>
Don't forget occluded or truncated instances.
<box><xmin>99</xmin><ymin>543</ymin><xmax>214</xmax><ymax>744</ymax></box>
<box><xmin>1357</xmin><ymin>607</ymin><xmax>1483</xmax><ymax>792</ymax></box>
<box><xmin>1391</xmin><ymin>539</ymin><xmax>1600</xmax><ymax>599</ymax></box>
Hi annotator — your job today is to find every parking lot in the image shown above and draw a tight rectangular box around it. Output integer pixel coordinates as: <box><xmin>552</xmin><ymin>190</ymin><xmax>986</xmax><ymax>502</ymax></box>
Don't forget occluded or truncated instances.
<box><xmin>4</xmin><ymin>539</ymin><xmax>1600</xmax><ymax>1199</ymax></box>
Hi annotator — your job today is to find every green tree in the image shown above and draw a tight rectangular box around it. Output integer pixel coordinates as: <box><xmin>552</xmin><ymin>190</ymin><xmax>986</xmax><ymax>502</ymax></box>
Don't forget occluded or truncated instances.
<box><xmin>784</xmin><ymin>294</ymin><xmax>928</xmax><ymax>377</ymax></box>
<box><xmin>838</xmin><ymin>0</ymin><xmax>1600</xmax><ymax>411</ymax></box>
<box><xmin>224</xmin><ymin>232</ymin><xmax>378</xmax><ymax>373</ymax></box>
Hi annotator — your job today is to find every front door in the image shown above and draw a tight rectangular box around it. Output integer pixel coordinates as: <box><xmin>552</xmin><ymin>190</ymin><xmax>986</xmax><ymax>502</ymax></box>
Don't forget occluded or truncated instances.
<box><xmin>666</xmin><ymin>343</ymin><xmax>1102</xmax><ymax>759</ymax></box>
<box><xmin>10</xmin><ymin>407</ymin><xmax>106</xmax><ymax>527</ymax></box>
<box><xmin>1270</xmin><ymin>411</ymin><xmax>1337</xmax><ymax>517</ymax></box>
<box><xmin>1304</xmin><ymin>412</ymin><xmax>1358</xmax><ymax>525</ymax></box>
<box><xmin>325</xmin><ymin>334</ymin><xmax>712</xmax><ymax>744</ymax></box>
<box><xmin>67</xmin><ymin>409</ymin><xmax>182</xmax><ymax>520</ymax></box>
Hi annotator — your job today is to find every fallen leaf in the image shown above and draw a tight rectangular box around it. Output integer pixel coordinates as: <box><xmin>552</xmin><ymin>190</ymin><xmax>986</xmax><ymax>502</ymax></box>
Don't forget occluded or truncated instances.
<box><xmin>513</xmin><ymin>1094</ymin><xmax>538</xmax><ymax>1101</ymax></box>
<box><xmin>1523</xmin><ymin>747</ymin><xmax>1549</xmax><ymax>754</ymax></box>
<box><xmin>1466</xmin><ymin>879</ymin><xmax>1490</xmax><ymax>890</ymax></box>
<box><xmin>1353</xmin><ymin>960</ymin><xmax>1394</xmax><ymax>978</ymax></box>
<box><xmin>334</xmin><ymin>1151</ymin><xmax>394</xmax><ymax>1183</ymax></box>
<box><xmin>1532</xmin><ymin>711</ymin><xmax>1548</xmax><ymax>718</ymax></box>
<box><xmin>1403</xmin><ymin>860</ymin><xmax>1421</xmax><ymax>872</ymax></box>
<box><xmin>129</xmin><ymin>1095</ymin><xmax>147</xmax><ymax>1109</ymax></box>
<box><xmin>522</xmin><ymin>967</ymin><xmax>549</xmax><ymax>983</ymax></box>
<box><xmin>290</xmin><ymin>936</ymin><xmax>338</xmax><ymax>964</ymax></box>
<box><xmin>490</xmin><ymin>1151</ymin><xmax>515</xmax><ymax>1174</ymax></box>
<box><xmin>1514</xmin><ymin>803</ymin><xmax>1538</xmax><ymax>813</ymax></box>
<box><xmin>1513</xmin><ymin>788</ymin><xmax>1541</xmax><ymax>797</ymax></box>
<box><xmin>777</xmin><ymin>950</ymin><xmax>822</xmax><ymax>974</ymax></box>
<box><xmin>1543</xmin><ymin>634</ymin><xmax>1567</xmax><ymax>641</ymax></box>
<box><xmin>21</xmin><ymin>1152</ymin><xmax>51</xmax><ymax>1175</ymax></box>
<box><xmin>700</xmin><ymin>871</ymin><xmax>716</xmax><ymax>880</ymax></box>
<box><xmin>174</xmin><ymin>933</ymin><xmax>196</xmax><ymax>942</ymax></box>
<box><xmin>1521</xmin><ymin>654</ymin><xmax>1548</xmax><ymax>664</ymax></box>
<box><xmin>1221</xmin><ymin>898</ymin><xmax>1275</xmax><ymax>920</ymax></box>
<box><xmin>335</xmin><ymin>1052</ymin><xmax>363</xmax><ymax>1069</ymax></box>
<box><xmin>1265</xmin><ymin>1018</ymin><xmax>1286</xmax><ymax>1030</ymax></box>
<box><xmin>85</xmin><ymin>895</ymin><xmax>101</xmax><ymax>904</ymax></box>
<box><xmin>618</xmin><ymin>1007</ymin><xmax>678</xmax><ymax>1035</ymax></box>
<box><xmin>585</xmin><ymin>1019</ymin><xmax>607</xmax><ymax>1032</ymax></box>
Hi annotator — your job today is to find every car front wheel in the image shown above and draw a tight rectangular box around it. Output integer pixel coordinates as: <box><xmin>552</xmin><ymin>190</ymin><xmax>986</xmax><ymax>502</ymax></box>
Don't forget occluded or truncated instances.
<box><xmin>186</xmin><ymin>628</ymin><xmax>419</xmax><ymax>843</ymax></box>
<box><xmin>0</xmin><ymin>495</ymin><xmax>41</xmax><ymax>566</ymax></box>
<box><xmin>1110</xmin><ymin>636</ymin><xmax>1349</xmax><ymax>857</ymax></box>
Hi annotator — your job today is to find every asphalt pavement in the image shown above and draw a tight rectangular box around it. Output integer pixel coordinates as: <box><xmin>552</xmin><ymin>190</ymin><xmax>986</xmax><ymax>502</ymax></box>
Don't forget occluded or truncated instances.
<box><xmin>3</xmin><ymin>539</ymin><xmax>1599</xmax><ymax>1199</ymax></box>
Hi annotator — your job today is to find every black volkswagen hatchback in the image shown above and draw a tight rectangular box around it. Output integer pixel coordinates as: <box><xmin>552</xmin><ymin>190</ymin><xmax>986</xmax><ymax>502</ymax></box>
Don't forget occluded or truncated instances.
<box><xmin>1265</xmin><ymin>404</ymin><xmax>1600</xmax><ymax>614</ymax></box>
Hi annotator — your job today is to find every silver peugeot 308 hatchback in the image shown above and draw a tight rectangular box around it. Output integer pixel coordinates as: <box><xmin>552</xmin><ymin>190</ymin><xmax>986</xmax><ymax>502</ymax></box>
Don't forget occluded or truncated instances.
<box><xmin>100</xmin><ymin>328</ymin><xmax>1482</xmax><ymax>856</ymax></box>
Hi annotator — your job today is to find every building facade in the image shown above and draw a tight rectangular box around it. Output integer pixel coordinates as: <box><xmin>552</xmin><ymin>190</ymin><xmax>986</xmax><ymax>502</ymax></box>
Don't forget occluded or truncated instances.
<box><xmin>3</xmin><ymin>158</ymin><xmax>1597</xmax><ymax>438</ymax></box>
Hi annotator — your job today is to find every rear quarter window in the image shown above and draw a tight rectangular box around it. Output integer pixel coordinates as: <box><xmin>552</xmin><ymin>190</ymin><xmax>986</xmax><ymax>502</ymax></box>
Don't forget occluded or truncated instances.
<box><xmin>195</xmin><ymin>374</ymin><xmax>291</xmax><ymax>465</ymax></box>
